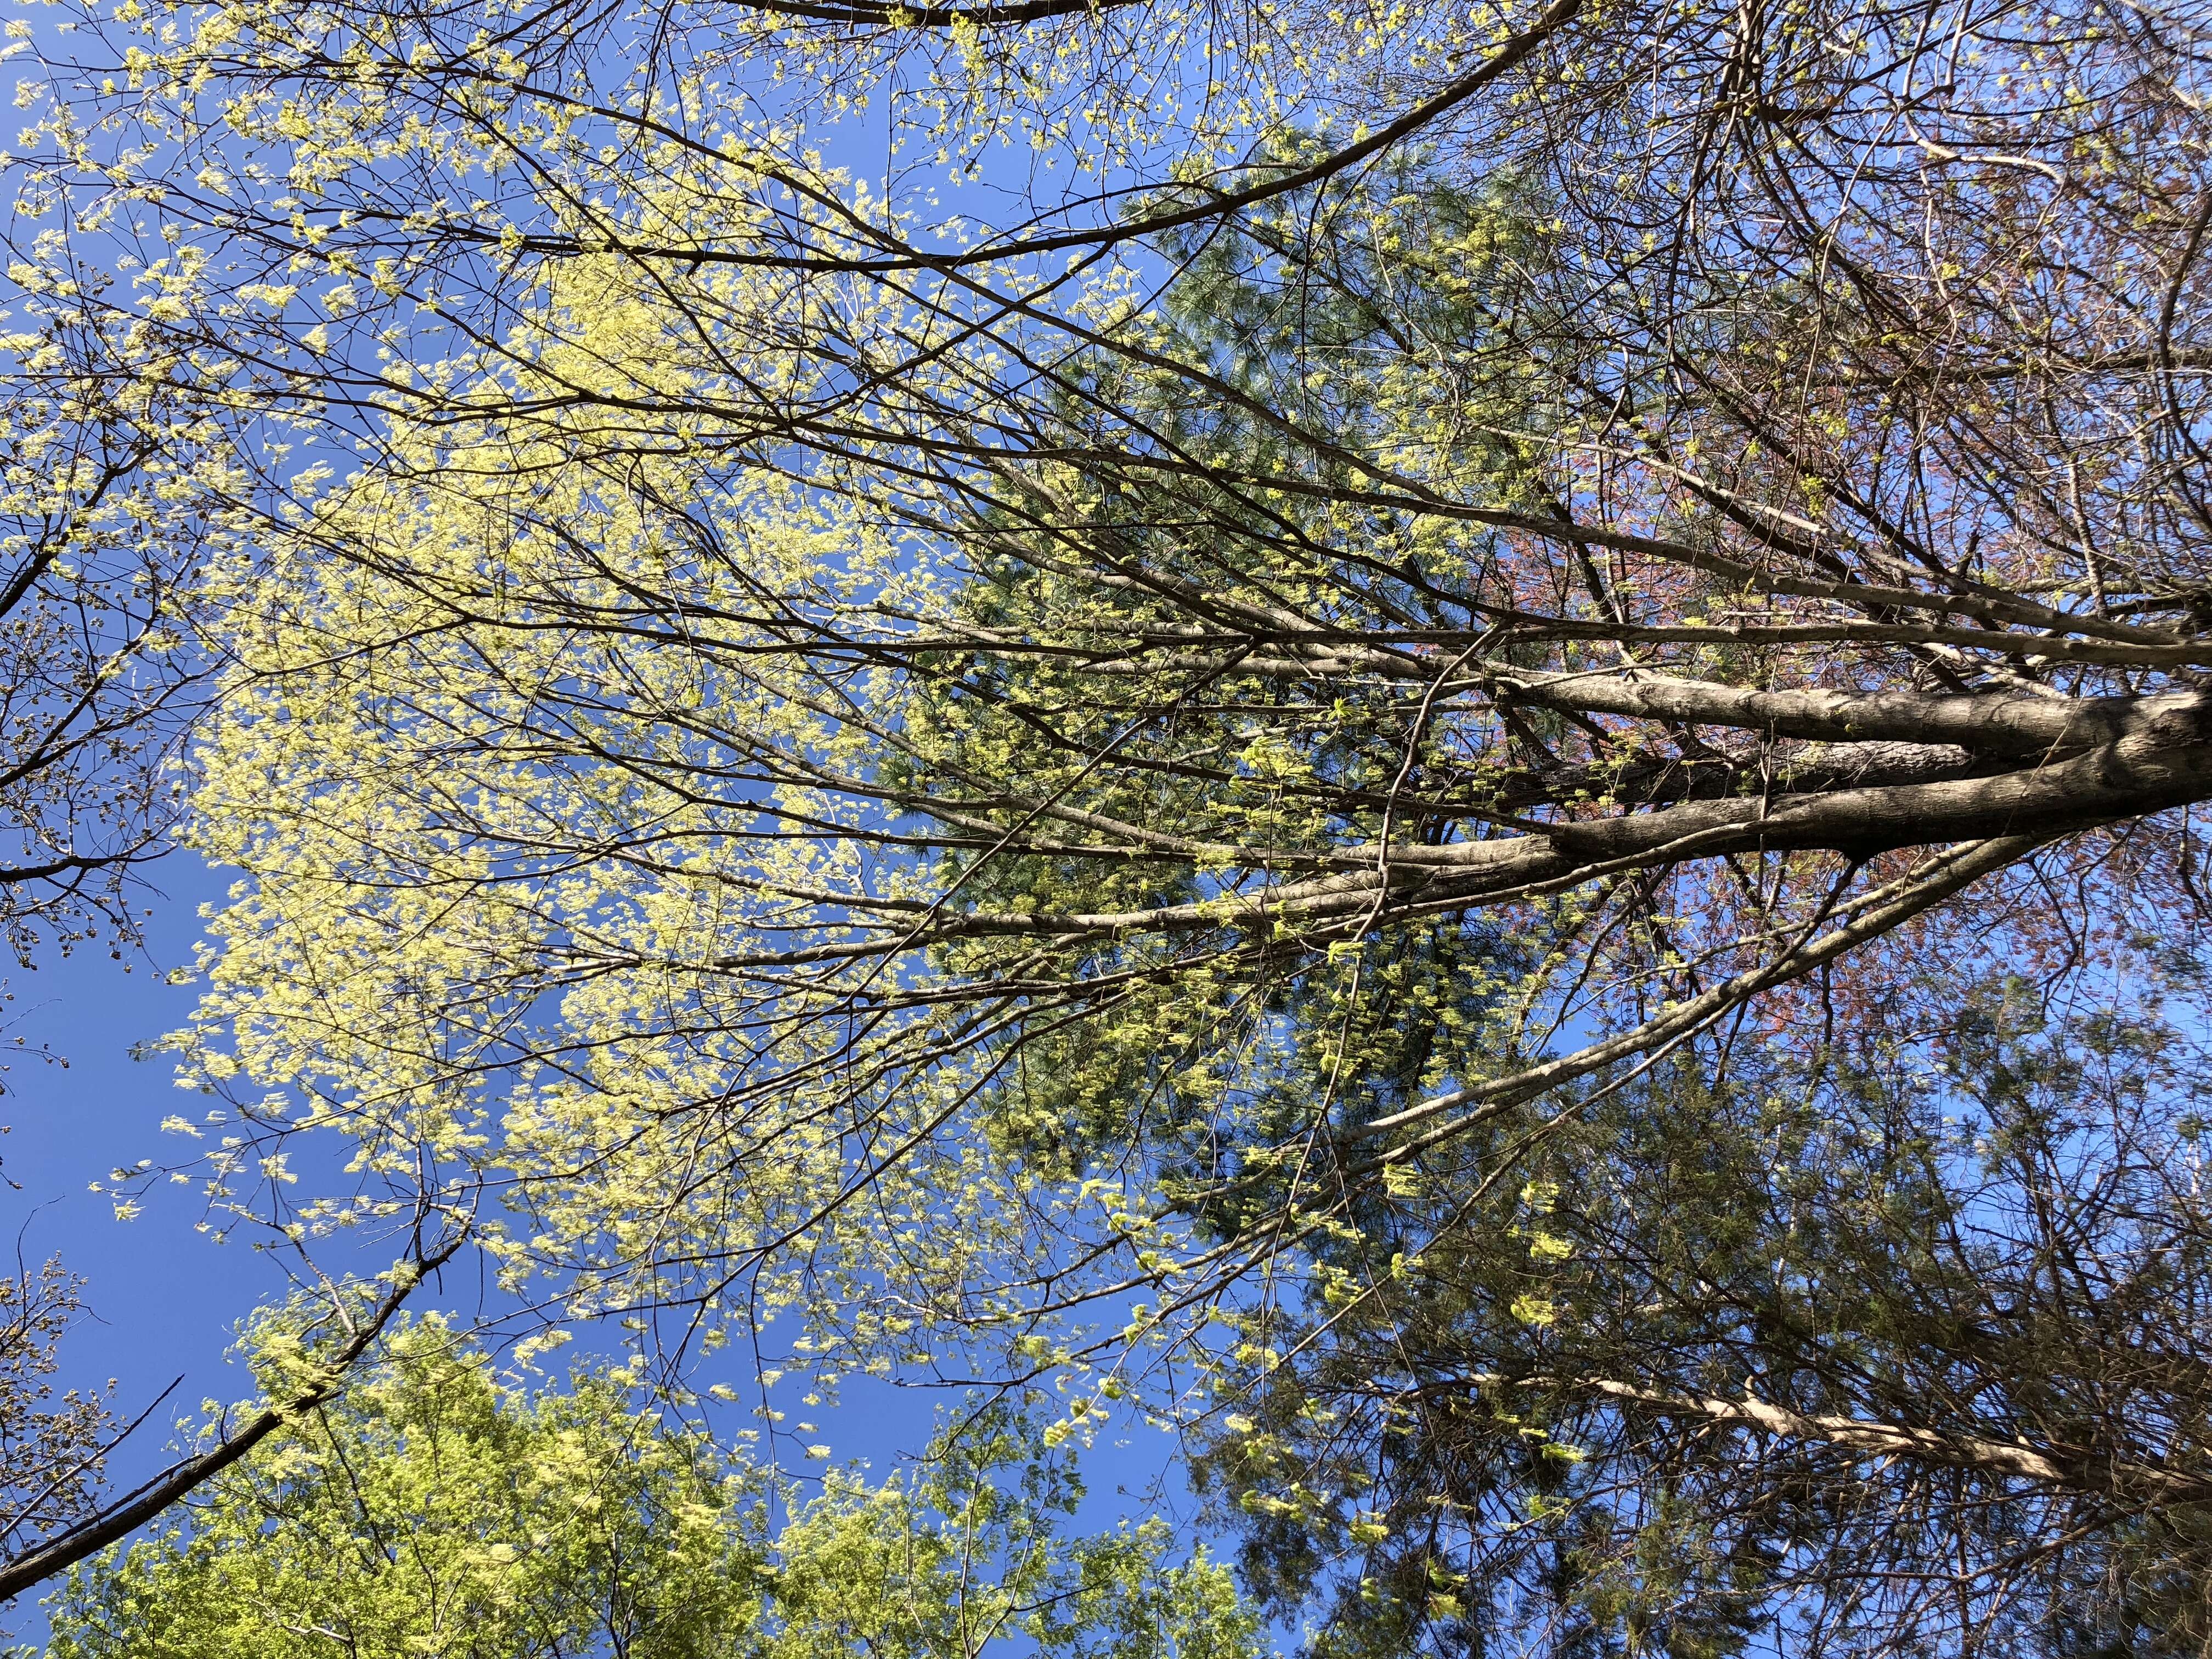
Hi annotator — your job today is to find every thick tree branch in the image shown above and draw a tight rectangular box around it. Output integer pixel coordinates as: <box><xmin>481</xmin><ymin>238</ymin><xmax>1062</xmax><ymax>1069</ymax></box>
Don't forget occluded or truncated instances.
<box><xmin>1492</xmin><ymin>673</ymin><xmax>2199</xmax><ymax>758</ymax></box>
<box><xmin>0</xmin><ymin>1229</ymin><xmax>467</xmax><ymax>1606</ymax></box>
<box><xmin>810</xmin><ymin>693</ymin><xmax>2208</xmax><ymax>952</ymax></box>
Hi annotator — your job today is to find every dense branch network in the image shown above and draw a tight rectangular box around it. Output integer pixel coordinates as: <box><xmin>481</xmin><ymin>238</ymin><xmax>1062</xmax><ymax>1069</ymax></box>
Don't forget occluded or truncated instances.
<box><xmin>9</xmin><ymin>0</ymin><xmax>2212</xmax><ymax>1644</ymax></box>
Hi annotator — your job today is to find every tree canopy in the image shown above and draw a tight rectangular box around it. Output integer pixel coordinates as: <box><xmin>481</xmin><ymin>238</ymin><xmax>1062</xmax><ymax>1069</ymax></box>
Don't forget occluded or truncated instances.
<box><xmin>5</xmin><ymin>0</ymin><xmax>2212</xmax><ymax>1649</ymax></box>
<box><xmin>44</xmin><ymin>1317</ymin><xmax>1257</xmax><ymax>1659</ymax></box>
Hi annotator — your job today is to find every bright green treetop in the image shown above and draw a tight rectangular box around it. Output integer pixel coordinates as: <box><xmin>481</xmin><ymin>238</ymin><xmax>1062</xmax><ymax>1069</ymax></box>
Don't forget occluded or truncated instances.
<box><xmin>42</xmin><ymin>1318</ymin><xmax>1259</xmax><ymax>1659</ymax></box>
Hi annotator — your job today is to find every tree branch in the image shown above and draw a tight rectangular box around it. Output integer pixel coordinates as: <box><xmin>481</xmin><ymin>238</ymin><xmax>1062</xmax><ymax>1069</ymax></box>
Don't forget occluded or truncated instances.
<box><xmin>0</xmin><ymin>1228</ymin><xmax>467</xmax><ymax>1605</ymax></box>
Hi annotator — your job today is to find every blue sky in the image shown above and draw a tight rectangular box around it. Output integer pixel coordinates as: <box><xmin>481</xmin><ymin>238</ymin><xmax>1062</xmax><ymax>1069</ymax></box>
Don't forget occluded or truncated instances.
<box><xmin>3</xmin><ymin>853</ymin><xmax>264</xmax><ymax>1442</ymax></box>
